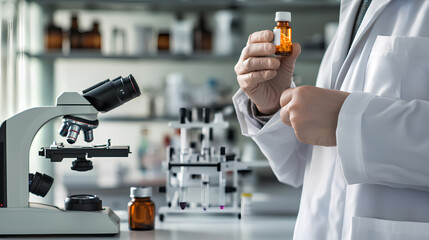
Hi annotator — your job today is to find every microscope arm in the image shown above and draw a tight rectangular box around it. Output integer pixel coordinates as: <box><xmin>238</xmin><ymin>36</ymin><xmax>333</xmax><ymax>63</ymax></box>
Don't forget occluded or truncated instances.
<box><xmin>0</xmin><ymin>92</ymin><xmax>98</xmax><ymax>208</ymax></box>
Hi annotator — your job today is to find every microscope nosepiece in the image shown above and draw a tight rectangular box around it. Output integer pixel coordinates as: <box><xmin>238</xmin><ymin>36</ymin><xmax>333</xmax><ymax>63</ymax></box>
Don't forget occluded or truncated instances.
<box><xmin>60</xmin><ymin>116</ymin><xmax>99</xmax><ymax>144</ymax></box>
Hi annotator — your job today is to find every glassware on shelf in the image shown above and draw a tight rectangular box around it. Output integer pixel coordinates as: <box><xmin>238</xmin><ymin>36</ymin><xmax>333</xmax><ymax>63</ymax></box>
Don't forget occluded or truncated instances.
<box><xmin>82</xmin><ymin>21</ymin><xmax>101</xmax><ymax>51</ymax></box>
<box><xmin>157</xmin><ymin>30</ymin><xmax>170</xmax><ymax>52</ymax></box>
<box><xmin>135</xmin><ymin>25</ymin><xmax>155</xmax><ymax>55</ymax></box>
<box><xmin>194</xmin><ymin>12</ymin><xmax>212</xmax><ymax>52</ymax></box>
<box><xmin>170</xmin><ymin>13</ymin><xmax>193</xmax><ymax>55</ymax></box>
<box><xmin>45</xmin><ymin>17</ymin><xmax>63</xmax><ymax>50</ymax></box>
<box><xmin>112</xmin><ymin>27</ymin><xmax>126</xmax><ymax>55</ymax></box>
<box><xmin>68</xmin><ymin>14</ymin><xmax>81</xmax><ymax>49</ymax></box>
<box><xmin>213</xmin><ymin>9</ymin><xmax>243</xmax><ymax>56</ymax></box>
<box><xmin>90</xmin><ymin>21</ymin><xmax>101</xmax><ymax>50</ymax></box>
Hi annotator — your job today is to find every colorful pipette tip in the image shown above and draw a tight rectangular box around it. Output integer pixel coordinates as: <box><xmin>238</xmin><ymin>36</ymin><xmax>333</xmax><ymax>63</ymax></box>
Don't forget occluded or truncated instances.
<box><xmin>220</xmin><ymin>205</ymin><xmax>224</xmax><ymax>210</ymax></box>
<box><xmin>179</xmin><ymin>202</ymin><xmax>187</xmax><ymax>210</ymax></box>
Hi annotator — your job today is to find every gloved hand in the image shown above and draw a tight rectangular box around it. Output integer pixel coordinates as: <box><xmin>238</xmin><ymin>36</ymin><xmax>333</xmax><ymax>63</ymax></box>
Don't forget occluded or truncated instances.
<box><xmin>279</xmin><ymin>86</ymin><xmax>350</xmax><ymax>146</ymax></box>
<box><xmin>234</xmin><ymin>30</ymin><xmax>301</xmax><ymax>115</ymax></box>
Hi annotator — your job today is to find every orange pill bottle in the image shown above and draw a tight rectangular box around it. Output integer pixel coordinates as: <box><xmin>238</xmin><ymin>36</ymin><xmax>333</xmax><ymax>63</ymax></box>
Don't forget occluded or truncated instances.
<box><xmin>273</xmin><ymin>11</ymin><xmax>292</xmax><ymax>56</ymax></box>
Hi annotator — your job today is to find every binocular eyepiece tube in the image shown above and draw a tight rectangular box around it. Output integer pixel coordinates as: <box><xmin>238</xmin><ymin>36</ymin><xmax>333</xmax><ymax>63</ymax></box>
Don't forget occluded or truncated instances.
<box><xmin>83</xmin><ymin>74</ymin><xmax>141</xmax><ymax>113</ymax></box>
<box><xmin>58</xmin><ymin>74</ymin><xmax>141</xmax><ymax>144</ymax></box>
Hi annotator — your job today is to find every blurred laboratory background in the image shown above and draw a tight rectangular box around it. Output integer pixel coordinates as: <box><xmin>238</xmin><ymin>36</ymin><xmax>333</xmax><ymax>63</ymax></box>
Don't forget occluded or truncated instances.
<box><xmin>0</xmin><ymin>0</ymin><xmax>339</xmax><ymax>223</ymax></box>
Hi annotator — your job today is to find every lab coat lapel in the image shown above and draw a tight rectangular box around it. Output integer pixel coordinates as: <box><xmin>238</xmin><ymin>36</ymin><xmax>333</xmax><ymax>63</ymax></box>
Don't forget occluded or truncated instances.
<box><xmin>329</xmin><ymin>0</ymin><xmax>361</xmax><ymax>89</ymax></box>
<box><xmin>333</xmin><ymin>0</ymin><xmax>393</xmax><ymax>90</ymax></box>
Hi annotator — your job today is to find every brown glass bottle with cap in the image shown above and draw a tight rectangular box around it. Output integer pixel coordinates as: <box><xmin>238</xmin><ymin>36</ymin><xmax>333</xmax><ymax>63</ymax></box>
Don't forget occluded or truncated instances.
<box><xmin>82</xmin><ymin>21</ymin><xmax>101</xmax><ymax>50</ymax></box>
<box><xmin>91</xmin><ymin>21</ymin><xmax>101</xmax><ymax>50</ymax></box>
<box><xmin>45</xmin><ymin>17</ymin><xmax>63</xmax><ymax>50</ymax></box>
<box><xmin>128</xmin><ymin>187</ymin><xmax>155</xmax><ymax>231</ymax></box>
<box><xmin>194</xmin><ymin>12</ymin><xmax>212</xmax><ymax>51</ymax></box>
<box><xmin>69</xmin><ymin>14</ymin><xmax>81</xmax><ymax>49</ymax></box>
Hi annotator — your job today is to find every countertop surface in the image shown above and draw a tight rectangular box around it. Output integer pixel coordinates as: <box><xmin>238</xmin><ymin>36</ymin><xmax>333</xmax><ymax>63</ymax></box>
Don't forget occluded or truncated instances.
<box><xmin>3</xmin><ymin>215</ymin><xmax>296</xmax><ymax>240</ymax></box>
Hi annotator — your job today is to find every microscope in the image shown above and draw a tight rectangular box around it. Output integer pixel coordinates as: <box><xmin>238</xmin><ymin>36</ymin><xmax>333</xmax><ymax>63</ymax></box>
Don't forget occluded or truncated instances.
<box><xmin>0</xmin><ymin>74</ymin><xmax>141</xmax><ymax>235</ymax></box>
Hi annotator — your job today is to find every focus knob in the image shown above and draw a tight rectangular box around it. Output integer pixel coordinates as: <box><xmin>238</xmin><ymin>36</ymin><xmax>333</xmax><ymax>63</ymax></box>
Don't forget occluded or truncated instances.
<box><xmin>29</xmin><ymin>172</ymin><xmax>54</xmax><ymax>197</ymax></box>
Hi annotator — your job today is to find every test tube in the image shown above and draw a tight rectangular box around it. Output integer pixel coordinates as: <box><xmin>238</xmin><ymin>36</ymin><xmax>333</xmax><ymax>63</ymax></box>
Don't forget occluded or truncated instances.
<box><xmin>218</xmin><ymin>146</ymin><xmax>226</xmax><ymax>210</ymax></box>
<box><xmin>166</xmin><ymin>147</ymin><xmax>175</xmax><ymax>207</ymax></box>
<box><xmin>200</xmin><ymin>108</ymin><xmax>211</xmax><ymax>161</ymax></box>
<box><xmin>180</xmin><ymin>108</ymin><xmax>188</xmax><ymax>157</ymax></box>
<box><xmin>201</xmin><ymin>175</ymin><xmax>210</xmax><ymax>211</ymax></box>
<box><xmin>179</xmin><ymin>108</ymin><xmax>188</xmax><ymax>210</ymax></box>
<box><xmin>178</xmin><ymin>161</ymin><xmax>188</xmax><ymax>210</ymax></box>
<box><xmin>179</xmin><ymin>186</ymin><xmax>187</xmax><ymax>210</ymax></box>
<box><xmin>219</xmin><ymin>179</ymin><xmax>226</xmax><ymax>210</ymax></box>
<box><xmin>189</xmin><ymin>142</ymin><xmax>196</xmax><ymax>161</ymax></box>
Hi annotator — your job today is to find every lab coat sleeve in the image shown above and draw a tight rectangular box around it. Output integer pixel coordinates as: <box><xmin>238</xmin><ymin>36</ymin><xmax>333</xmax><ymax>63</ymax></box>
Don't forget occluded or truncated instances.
<box><xmin>337</xmin><ymin>92</ymin><xmax>429</xmax><ymax>189</ymax></box>
<box><xmin>232</xmin><ymin>89</ymin><xmax>312</xmax><ymax>187</ymax></box>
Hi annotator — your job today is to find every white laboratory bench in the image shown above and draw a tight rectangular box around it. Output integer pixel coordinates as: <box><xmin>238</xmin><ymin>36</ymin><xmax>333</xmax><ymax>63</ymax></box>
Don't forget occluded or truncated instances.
<box><xmin>4</xmin><ymin>215</ymin><xmax>296</xmax><ymax>240</ymax></box>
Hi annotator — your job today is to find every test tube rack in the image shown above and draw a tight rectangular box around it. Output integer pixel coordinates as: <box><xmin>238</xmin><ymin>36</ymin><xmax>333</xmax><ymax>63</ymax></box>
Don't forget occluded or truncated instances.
<box><xmin>158</xmin><ymin>108</ymin><xmax>251</xmax><ymax>221</ymax></box>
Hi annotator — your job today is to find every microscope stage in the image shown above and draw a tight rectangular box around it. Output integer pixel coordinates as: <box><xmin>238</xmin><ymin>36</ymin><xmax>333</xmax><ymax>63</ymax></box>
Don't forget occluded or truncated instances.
<box><xmin>39</xmin><ymin>144</ymin><xmax>130</xmax><ymax>162</ymax></box>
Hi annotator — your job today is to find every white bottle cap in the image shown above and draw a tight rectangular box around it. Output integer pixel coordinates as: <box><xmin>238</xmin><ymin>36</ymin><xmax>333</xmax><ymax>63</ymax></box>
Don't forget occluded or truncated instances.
<box><xmin>130</xmin><ymin>187</ymin><xmax>152</xmax><ymax>198</ymax></box>
<box><xmin>275</xmin><ymin>12</ymin><xmax>291</xmax><ymax>22</ymax></box>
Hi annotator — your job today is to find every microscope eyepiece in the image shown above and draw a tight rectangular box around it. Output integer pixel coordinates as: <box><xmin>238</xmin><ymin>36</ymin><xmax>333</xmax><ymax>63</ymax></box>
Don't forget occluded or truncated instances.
<box><xmin>82</xmin><ymin>74</ymin><xmax>141</xmax><ymax>112</ymax></box>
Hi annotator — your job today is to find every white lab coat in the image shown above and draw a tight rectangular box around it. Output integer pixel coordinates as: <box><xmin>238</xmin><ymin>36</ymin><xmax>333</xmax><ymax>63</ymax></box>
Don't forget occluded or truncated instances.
<box><xmin>233</xmin><ymin>0</ymin><xmax>429</xmax><ymax>239</ymax></box>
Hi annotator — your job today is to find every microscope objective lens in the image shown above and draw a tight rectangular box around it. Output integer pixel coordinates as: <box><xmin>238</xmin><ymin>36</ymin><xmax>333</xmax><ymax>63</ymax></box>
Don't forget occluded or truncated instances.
<box><xmin>66</xmin><ymin>124</ymin><xmax>81</xmax><ymax>144</ymax></box>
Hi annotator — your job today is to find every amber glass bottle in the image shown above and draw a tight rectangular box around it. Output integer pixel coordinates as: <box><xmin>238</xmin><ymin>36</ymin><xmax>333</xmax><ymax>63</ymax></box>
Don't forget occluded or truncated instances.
<box><xmin>91</xmin><ymin>21</ymin><xmax>101</xmax><ymax>50</ymax></box>
<box><xmin>194</xmin><ymin>12</ymin><xmax>212</xmax><ymax>51</ymax></box>
<box><xmin>157</xmin><ymin>31</ymin><xmax>170</xmax><ymax>51</ymax></box>
<box><xmin>128</xmin><ymin>187</ymin><xmax>155</xmax><ymax>231</ymax></box>
<box><xmin>69</xmin><ymin>14</ymin><xmax>81</xmax><ymax>49</ymax></box>
<box><xmin>45</xmin><ymin>19</ymin><xmax>63</xmax><ymax>50</ymax></box>
<box><xmin>273</xmin><ymin>12</ymin><xmax>292</xmax><ymax>56</ymax></box>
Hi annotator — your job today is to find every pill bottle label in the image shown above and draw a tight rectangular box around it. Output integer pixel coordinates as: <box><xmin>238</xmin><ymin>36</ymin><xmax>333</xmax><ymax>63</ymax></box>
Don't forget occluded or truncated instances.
<box><xmin>273</xmin><ymin>29</ymin><xmax>281</xmax><ymax>46</ymax></box>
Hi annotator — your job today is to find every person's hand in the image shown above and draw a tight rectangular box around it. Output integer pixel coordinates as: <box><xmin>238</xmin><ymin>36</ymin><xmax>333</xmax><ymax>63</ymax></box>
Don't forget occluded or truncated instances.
<box><xmin>279</xmin><ymin>86</ymin><xmax>350</xmax><ymax>146</ymax></box>
<box><xmin>234</xmin><ymin>30</ymin><xmax>301</xmax><ymax>115</ymax></box>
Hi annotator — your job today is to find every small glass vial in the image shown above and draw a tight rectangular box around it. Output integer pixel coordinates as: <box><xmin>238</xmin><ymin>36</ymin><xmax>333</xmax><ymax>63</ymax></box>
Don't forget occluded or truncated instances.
<box><xmin>128</xmin><ymin>187</ymin><xmax>155</xmax><ymax>231</ymax></box>
<box><xmin>273</xmin><ymin>12</ymin><xmax>292</xmax><ymax>56</ymax></box>
<box><xmin>240</xmin><ymin>193</ymin><xmax>253</xmax><ymax>219</ymax></box>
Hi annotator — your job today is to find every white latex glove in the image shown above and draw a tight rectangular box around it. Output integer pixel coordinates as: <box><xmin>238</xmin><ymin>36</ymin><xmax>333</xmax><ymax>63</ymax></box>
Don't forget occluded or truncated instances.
<box><xmin>280</xmin><ymin>86</ymin><xmax>350</xmax><ymax>146</ymax></box>
<box><xmin>234</xmin><ymin>30</ymin><xmax>301</xmax><ymax>115</ymax></box>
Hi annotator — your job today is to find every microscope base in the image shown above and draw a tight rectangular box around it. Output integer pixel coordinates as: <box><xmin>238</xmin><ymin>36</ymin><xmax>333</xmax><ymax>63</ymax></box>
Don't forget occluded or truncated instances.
<box><xmin>0</xmin><ymin>202</ymin><xmax>120</xmax><ymax>235</ymax></box>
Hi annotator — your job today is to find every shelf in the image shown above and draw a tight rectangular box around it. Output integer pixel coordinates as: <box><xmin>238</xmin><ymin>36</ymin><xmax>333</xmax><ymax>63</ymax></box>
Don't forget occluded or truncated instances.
<box><xmin>99</xmin><ymin>115</ymin><xmax>239</xmax><ymax>123</ymax></box>
<box><xmin>99</xmin><ymin>116</ymin><xmax>177</xmax><ymax>122</ymax></box>
<box><xmin>28</xmin><ymin>0</ymin><xmax>340</xmax><ymax>12</ymax></box>
<box><xmin>22</xmin><ymin>49</ymin><xmax>325</xmax><ymax>61</ymax></box>
<box><xmin>22</xmin><ymin>51</ymin><xmax>240</xmax><ymax>61</ymax></box>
